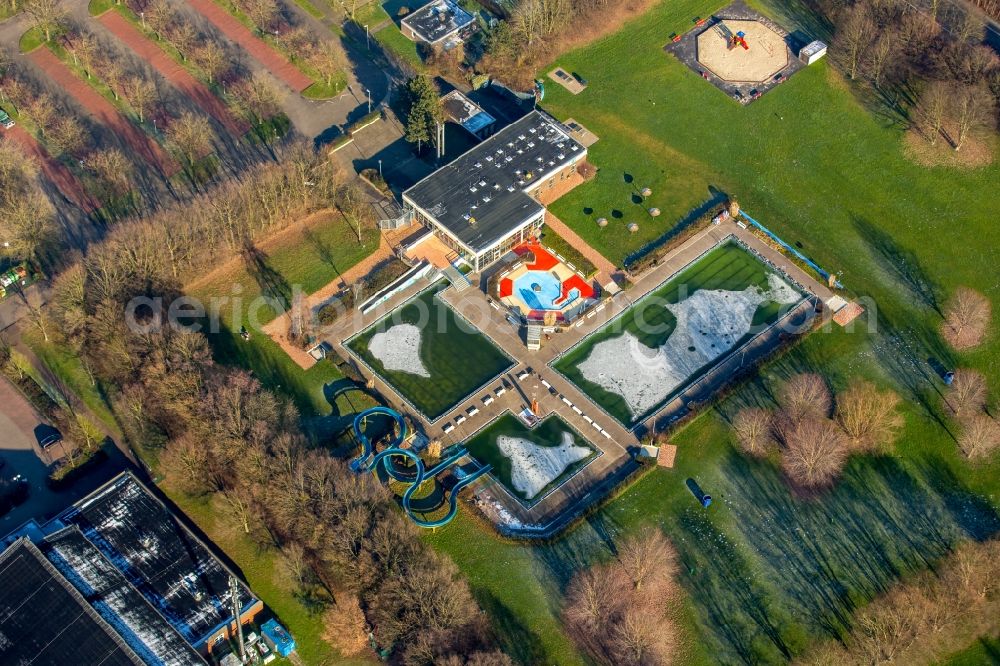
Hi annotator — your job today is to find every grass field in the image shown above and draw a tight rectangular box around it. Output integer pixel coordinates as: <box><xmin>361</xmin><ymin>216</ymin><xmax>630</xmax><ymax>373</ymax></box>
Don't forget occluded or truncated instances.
<box><xmin>464</xmin><ymin>412</ymin><xmax>598</xmax><ymax>506</ymax></box>
<box><xmin>553</xmin><ymin>240</ymin><xmax>802</xmax><ymax>425</ymax></box>
<box><xmin>346</xmin><ymin>282</ymin><xmax>514</xmax><ymax>421</ymax></box>
<box><xmin>424</xmin><ymin>0</ymin><xmax>1000</xmax><ymax>662</ymax></box>
<box><xmin>187</xmin><ymin>211</ymin><xmax>380</xmax><ymax>422</ymax></box>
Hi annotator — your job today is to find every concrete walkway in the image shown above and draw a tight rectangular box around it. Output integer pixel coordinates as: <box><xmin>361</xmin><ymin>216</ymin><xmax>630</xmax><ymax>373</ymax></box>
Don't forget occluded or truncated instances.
<box><xmin>321</xmin><ymin>216</ymin><xmax>838</xmax><ymax>531</ymax></box>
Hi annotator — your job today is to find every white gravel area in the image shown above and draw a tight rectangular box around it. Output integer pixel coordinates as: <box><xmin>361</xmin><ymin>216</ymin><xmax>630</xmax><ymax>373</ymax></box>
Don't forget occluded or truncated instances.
<box><xmin>497</xmin><ymin>431</ymin><xmax>593</xmax><ymax>500</ymax></box>
<box><xmin>578</xmin><ymin>274</ymin><xmax>800</xmax><ymax>417</ymax></box>
<box><xmin>368</xmin><ymin>323</ymin><xmax>431</xmax><ymax>377</ymax></box>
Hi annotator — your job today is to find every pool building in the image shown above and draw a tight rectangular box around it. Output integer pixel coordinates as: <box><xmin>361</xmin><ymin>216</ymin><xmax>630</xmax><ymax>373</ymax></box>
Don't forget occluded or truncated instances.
<box><xmin>403</xmin><ymin>110</ymin><xmax>587</xmax><ymax>272</ymax></box>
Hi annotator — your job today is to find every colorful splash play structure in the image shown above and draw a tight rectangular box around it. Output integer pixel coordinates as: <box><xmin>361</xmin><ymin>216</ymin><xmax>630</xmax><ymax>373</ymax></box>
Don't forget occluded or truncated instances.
<box><xmin>496</xmin><ymin>242</ymin><xmax>596</xmax><ymax>322</ymax></box>
<box><xmin>349</xmin><ymin>406</ymin><xmax>491</xmax><ymax>528</ymax></box>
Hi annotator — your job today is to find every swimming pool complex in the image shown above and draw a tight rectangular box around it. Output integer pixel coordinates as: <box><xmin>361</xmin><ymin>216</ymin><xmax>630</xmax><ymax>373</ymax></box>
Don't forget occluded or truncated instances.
<box><xmin>497</xmin><ymin>243</ymin><xmax>595</xmax><ymax>319</ymax></box>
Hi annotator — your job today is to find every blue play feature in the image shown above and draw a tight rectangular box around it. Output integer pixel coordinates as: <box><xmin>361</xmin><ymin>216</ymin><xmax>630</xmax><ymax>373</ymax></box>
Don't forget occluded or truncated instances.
<box><xmin>350</xmin><ymin>406</ymin><xmax>490</xmax><ymax>528</ymax></box>
<box><xmin>514</xmin><ymin>270</ymin><xmax>579</xmax><ymax>310</ymax></box>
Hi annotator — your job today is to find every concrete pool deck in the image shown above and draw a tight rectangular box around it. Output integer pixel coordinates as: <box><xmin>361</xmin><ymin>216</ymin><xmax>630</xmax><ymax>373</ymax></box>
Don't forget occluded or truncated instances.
<box><xmin>325</xmin><ymin>216</ymin><xmax>835</xmax><ymax>535</ymax></box>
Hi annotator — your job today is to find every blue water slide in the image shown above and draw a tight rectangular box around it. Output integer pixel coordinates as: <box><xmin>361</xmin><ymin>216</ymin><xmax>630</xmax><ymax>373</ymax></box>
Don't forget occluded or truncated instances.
<box><xmin>350</xmin><ymin>406</ymin><xmax>407</xmax><ymax>472</ymax></box>
<box><xmin>349</xmin><ymin>406</ymin><xmax>489</xmax><ymax>528</ymax></box>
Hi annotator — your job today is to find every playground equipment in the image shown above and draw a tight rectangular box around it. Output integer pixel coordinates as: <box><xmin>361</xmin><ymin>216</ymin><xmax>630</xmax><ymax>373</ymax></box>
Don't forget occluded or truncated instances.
<box><xmin>350</xmin><ymin>407</ymin><xmax>491</xmax><ymax>528</ymax></box>
<box><xmin>714</xmin><ymin>22</ymin><xmax>749</xmax><ymax>50</ymax></box>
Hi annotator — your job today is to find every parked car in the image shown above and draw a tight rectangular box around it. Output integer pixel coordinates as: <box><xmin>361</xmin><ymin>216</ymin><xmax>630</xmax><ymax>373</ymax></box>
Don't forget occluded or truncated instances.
<box><xmin>0</xmin><ymin>108</ymin><xmax>14</xmax><ymax>129</ymax></box>
<box><xmin>37</xmin><ymin>426</ymin><xmax>62</xmax><ymax>449</ymax></box>
<box><xmin>0</xmin><ymin>475</ymin><xmax>30</xmax><ymax>517</ymax></box>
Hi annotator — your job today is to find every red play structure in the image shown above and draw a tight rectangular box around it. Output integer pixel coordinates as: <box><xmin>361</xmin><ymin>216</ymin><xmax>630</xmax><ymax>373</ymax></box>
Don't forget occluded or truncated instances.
<box><xmin>732</xmin><ymin>30</ymin><xmax>749</xmax><ymax>50</ymax></box>
<box><xmin>497</xmin><ymin>242</ymin><xmax>595</xmax><ymax>311</ymax></box>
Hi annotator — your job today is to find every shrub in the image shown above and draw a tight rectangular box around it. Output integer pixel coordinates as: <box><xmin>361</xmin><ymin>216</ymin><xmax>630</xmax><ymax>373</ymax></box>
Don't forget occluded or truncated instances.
<box><xmin>941</xmin><ymin>286</ymin><xmax>991</xmax><ymax>350</ymax></box>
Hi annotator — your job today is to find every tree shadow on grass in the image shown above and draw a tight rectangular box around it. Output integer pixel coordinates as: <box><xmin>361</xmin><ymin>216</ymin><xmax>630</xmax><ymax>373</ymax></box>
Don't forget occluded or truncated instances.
<box><xmin>473</xmin><ymin>589</ymin><xmax>548</xmax><ymax>665</ymax></box>
<box><xmin>241</xmin><ymin>242</ymin><xmax>291</xmax><ymax>310</ymax></box>
<box><xmin>717</xmin><ymin>451</ymin><xmax>1000</xmax><ymax>653</ymax></box>
<box><xmin>851</xmin><ymin>216</ymin><xmax>942</xmax><ymax>316</ymax></box>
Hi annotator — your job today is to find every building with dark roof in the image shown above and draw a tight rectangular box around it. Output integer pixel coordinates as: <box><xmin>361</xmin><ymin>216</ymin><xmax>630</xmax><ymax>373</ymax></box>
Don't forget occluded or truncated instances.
<box><xmin>403</xmin><ymin>110</ymin><xmax>587</xmax><ymax>272</ymax></box>
<box><xmin>43</xmin><ymin>526</ymin><xmax>207</xmax><ymax>666</ymax></box>
<box><xmin>442</xmin><ymin>90</ymin><xmax>496</xmax><ymax>140</ymax></box>
<box><xmin>57</xmin><ymin>472</ymin><xmax>263</xmax><ymax>655</ymax></box>
<box><xmin>401</xmin><ymin>0</ymin><xmax>477</xmax><ymax>48</ymax></box>
<box><xmin>0</xmin><ymin>471</ymin><xmax>265</xmax><ymax>663</ymax></box>
<box><xmin>0</xmin><ymin>537</ymin><xmax>146</xmax><ymax>666</ymax></box>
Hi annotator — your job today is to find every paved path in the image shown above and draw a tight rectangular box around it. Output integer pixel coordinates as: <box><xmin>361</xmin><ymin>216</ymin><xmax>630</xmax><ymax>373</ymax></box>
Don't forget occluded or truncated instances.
<box><xmin>97</xmin><ymin>10</ymin><xmax>247</xmax><ymax>136</ymax></box>
<box><xmin>28</xmin><ymin>47</ymin><xmax>179</xmax><ymax>177</ymax></box>
<box><xmin>184</xmin><ymin>0</ymin><xmax>313</xmax><ymax>92</ymax></box>
<box><xmin>319</xmin><ymin>216</ymin><xmax>840</xmax><ymax>532</ymax></box>
<box><xmin>1</xmin><ymin>126</ymin><xmax>98</xmax><ymax>212</ymax></box>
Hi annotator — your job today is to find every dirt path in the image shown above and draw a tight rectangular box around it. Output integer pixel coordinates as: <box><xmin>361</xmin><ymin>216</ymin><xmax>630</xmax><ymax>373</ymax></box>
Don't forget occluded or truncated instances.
<box><xmin>98</xmin><ymin>10</ymin><xmax>248</xmax><ymax>136</ymax></box>
<box><xmin>184</xmin><ymin>0</ymin><xmax>313</xmax><ymax>92</ymax></box>
<box><xmin>28</xmin><ymin>48</ymin><xmax>179</xmax><ymax>177</ymax></box>
<box><xmin>1</xmin><ymin>126</ymin><xmax>98</xmax><ymax>212</ymax></box>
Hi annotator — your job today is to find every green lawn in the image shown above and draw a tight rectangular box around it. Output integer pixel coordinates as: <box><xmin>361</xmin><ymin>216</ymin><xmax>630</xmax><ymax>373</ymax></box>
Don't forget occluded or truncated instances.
<box><xmin>372</xmin><ymin>20</ymin><xmax>425</xmax><ymax>72</ymax></box>
<box><xmin>422</xmin><ymin>0</ymin><xmax>1000</xmax><ymax>663</ymax></box>
<box><xmin>345</xmin><ymin>281</ymin><xmax>514</xmax><ymax>421</ymax></box>
<box><xmin>188</xmin><ymin>212</ymin><xmax>380</xmax><ymax>420</ymax></box>
<box><xmin>553</xmin><ymin>239</ymin><xmax>803</xmax><ymax>425</ymax></box>
<box><xmin>20</xmin><ymin>328</ymin><xmax>120</xmax><ymax>434</ymax></box>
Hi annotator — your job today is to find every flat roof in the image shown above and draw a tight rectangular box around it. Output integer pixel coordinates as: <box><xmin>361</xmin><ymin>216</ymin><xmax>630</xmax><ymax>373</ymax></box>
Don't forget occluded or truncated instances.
<box><xmin>43</xmin><ymin>527</ymin><xmax>207</xmax><ymax>666</ymax></box>
<box><xmin>403</xmin><ymin>110</ymin><xmax>585</xmax><ymax>254</ymax></box>
<box><xmin>0</xmin><ymin>538</ymin><xmax>145</xmax><ymax>666</ymax></box>
<box><xmin>401</xmin><ymin>0</ymin><xmax>475</xmax><ymax>44</ymax></box>
<box><xmin>59</xmin><ymin>473</ymin><xmax>258</xmax><ymax>648</ymax></box>
<box><xmin>442</xmin><ymin>90</ymin><xmax>496</xmax><ymax>135</ymax></box>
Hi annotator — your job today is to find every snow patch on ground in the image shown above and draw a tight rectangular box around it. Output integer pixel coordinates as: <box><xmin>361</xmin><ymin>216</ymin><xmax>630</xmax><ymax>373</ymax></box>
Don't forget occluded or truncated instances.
<box><xmin>578</xmin><ymin>274</ymin><xmax>800</xmax><ymax>417</ymax></box>
<box><xmin>497</xmin><ymin>431</ymin><xmax>592</xmax><ymax>499</ymax></box>
<box><xmin>368</xmin><ymin>324</ymin><xmax>430</xmax><ymax>377</ymax></box>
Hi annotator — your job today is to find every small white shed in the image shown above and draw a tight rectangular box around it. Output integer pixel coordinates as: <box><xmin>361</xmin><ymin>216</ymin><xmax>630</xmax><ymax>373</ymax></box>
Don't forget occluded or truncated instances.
<box><xmin>799</xmin><ymin>40</ymin><xmax>828</xmax><ymax>65</ymax></box>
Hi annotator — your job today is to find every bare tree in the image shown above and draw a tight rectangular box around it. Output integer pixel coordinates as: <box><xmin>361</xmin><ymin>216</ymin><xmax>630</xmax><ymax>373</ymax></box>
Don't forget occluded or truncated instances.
<box><xmin>121</xmin><ymin>76</ymin><xmax>158</xmax><ymax>123</ymax></box>
<box><xmin>946</xmin><ymin>368</ymin><xmax>988</xmax><ymax>418</ymax></box>
<box><xmin>241</xmin><ymin>0</ymin><xmax>278</xmax><ymax>32</ymax></box>
<box><xmin>837</xmin><ymin>3</ymin><xmax>875</xmax><ymax>80</ymax></box>
<box><xmin>941</xmin><ymin>286</ymin><xmax>991</xmax><ymax>349</ymax></box>
<box><xmin>868</xmin><ymin>32</ymin><xmax>897</xmax><ymax>87</ymax></box>
<box><xmin>66</xmin><ymin>32</ymin><xmax>98</xmax><ymax>79</ymax></box>
<box><xmin>958</xmin><ymin>415</ymin><xmax>1000</xmax><ymax>461</ymax></box>
<box><xmin>617</xmin><ymin>529</ymin><xmax>676</xmax><ymax>592</ymax></box>
<box><xmin>917</xmin><ymin>80</ymin><xmax>950</xmax><ymax>146</ymax></box>
<box><xmin>87</xmin><ymin>147</ymin><xmax>134</xmax><ymax>199</ymax></box>
<box><xmin>732</xmin><ymin>407</ymin><xmax>774</xmax><ymax>456</ymax></box>
<box><xmin>835</xmin><ymin>379</ymin><xmax>903</xmax><ymax>452</ymax></box>
<box><xmin>779</xmin><ymin>373</ymin><xmax>833</xmax><ymax>423</ymax></box>
<box><xmin>45</xmin><ymin>116</ymin><xmax>87</xmax><ymax>157</ymax></box>
<box><xmin>950</xmin><ymin>83</ymin><xmax>993</xmax><ymax>152</ymax></box>
<box><xmin>166</xmin><ymin>111</ymin><xmax>214</xmax><ymax>165</ymax></box>
<box><xmin>165</xmin><ymin>21</ymin><xmax>198</xmax><ymax>60</ymax></box>
<box><xmin>308</xmin><ymin>39</ymin><xmax>347</xmax><ymax>89</ymax></box>
<box><xmin>230</xmin><ymin>72</ymin><xmax>281</xmax><ymax>125</ymax></box>
<box><xmin>780</xmin><ymin>417</ymin><xmax>849</xmax><ymax>488</ymax></box>
<box><xmin>321</xmin><ymin>594</ymin><xmax>369</xmax><ymax>657</ymax></box>
<box><xmin>193</xmin><ymin>41</ymin><xmax>228</xmax><ymax>83</ymax></box>
<box><xmin>22</xmin><ymin>0</ymin><xmax>66</xmax><ymax>42</ymax></box>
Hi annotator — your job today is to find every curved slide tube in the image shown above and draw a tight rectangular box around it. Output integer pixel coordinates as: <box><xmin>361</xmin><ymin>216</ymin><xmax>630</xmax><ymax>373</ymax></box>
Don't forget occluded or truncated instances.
<box><xmin>349</xmin><ymin>407</ymin><xmax>491</xmax><ymax>528</ymax></box>
<box><xmin>349</xmin><ymin>406</ymin><xmax>408</xmax><ymax>472</ymax></box>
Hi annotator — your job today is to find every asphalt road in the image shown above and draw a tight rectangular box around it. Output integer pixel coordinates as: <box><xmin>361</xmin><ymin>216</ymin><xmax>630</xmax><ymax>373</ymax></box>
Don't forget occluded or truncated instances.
<box><xmin>0</xmin><ymin>377</ymin><xmax>126</xmax><ymax>531</ymax></box>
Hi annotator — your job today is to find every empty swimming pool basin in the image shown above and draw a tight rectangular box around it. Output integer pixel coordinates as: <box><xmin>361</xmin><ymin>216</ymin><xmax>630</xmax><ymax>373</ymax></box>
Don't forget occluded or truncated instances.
<box><xmin>514</xmin><ymin>270</ymin><xmax>580</xmax><ymax>310</ymax></box>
